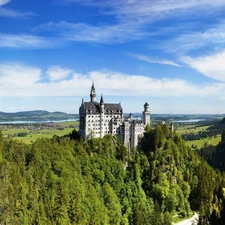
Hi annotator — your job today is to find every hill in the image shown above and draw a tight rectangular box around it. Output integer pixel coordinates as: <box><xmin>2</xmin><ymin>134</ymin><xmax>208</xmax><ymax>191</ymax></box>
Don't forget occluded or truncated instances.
<box><xmin>1</xmin><ymin>124</ymin><xmax>225</xmax><ymax>224</ymax></box>
<box><xmin>0</xmin><ymin>110</ymin><xmax>78</xmax><ymax>122</ymax></box>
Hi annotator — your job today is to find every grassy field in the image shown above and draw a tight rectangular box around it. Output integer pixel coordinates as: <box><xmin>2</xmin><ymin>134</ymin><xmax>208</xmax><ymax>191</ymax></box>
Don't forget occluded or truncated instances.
<box><xmin>8</xmin><ymin>128</ymin><xmax>75</xmax><ymax>143</ymax></box>
<box><xmin>176</xmin><ymin>124</ymin><xmax>210</xmax><ymax>133</ymax></box>
<box><xmin>1</xmin><ymin>121</ymin><xmax>79</xmax><ymax>144</ymax></box>
<box><xmin>176</xmin><ymin>123</ymin><xmax>221</xmax><ymax>149</ymax></box>
<box><xmin>1</xmin><ymin>120</ymin><xmax>222</xmax><ymax>148</ymax></box>
<box><xmin>186</xmin><ymin>135</ymin><xmax>221</xmax><ymax>149</ymax></box>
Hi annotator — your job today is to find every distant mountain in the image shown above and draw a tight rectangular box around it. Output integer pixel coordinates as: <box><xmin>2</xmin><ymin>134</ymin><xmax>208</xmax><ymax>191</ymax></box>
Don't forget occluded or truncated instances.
<box><xmin>0</xmin><ymin>110</ymin><xmax>79</xmax><ymax>122</ymax></box>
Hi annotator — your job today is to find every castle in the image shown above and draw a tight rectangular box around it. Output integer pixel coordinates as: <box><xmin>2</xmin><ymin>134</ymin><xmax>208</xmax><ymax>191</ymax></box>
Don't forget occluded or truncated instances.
<box><xmin>79</xmin><ymin>83</ymin><xmax>150</xmax><ymax>149</ymax></box>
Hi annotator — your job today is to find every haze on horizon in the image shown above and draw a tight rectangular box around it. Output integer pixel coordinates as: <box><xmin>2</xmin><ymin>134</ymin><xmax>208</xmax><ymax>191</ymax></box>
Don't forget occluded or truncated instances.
<box><xmin>0</xmin><ymin>0</ymin><xmax>225</xmax><ymax>114</ymax></box>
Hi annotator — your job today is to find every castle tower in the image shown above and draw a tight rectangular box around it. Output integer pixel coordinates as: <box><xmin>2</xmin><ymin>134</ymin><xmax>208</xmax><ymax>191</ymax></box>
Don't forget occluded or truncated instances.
<box><xmin>100</xmin><ymin>94</ymin><xmax>104</xmax><ymax>138</ymax></box>
<box><xmin>170</xmin><ymin>122</ymin><xmax>174</xmax><ymax>132</ymax></box>
<box><xmin>142</xmin><ymin>102</ymin><xmax>150</xmax><ymax>125</ymax></box>
<box><xmin>90</xmin><ymin>82</ymin><xmax>96</xmax><ymax>102</ymax></box>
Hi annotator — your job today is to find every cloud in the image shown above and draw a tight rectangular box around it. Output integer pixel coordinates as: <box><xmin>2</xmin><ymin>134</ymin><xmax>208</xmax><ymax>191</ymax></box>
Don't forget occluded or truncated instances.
<box><xmin>33</xmin><ymin>0</ymin><xmax>225</xmax><ymax>47</ymax></box>
<box><xmin>33</xmin><ymin>21</ymin><xmax>149</xmax><ymax>44</ymax></box>
<box><xmin>0</xmin><ymin>33</ymin><xmax>64</xmax><ymax>48</ymax></box>
<box><xmin>164</xmin><ymin>21</ymin><xmax>225</xmax><ymax>54</ymax></box>
<box><xmin>181</xmin><ymin>49</ymin><xmax>225</xmax><ymax>82</ymax></box>
<box><xmin>131</xmin><ymin>54</ymin><xmax>180</xmax><ymax>67</ymax></box>
<box><xmin>0</xmin><ymin>8</ymin><xmax>35</xmax><ymax>18</ymax></box>
<box><xmin>0</xmin><ymin>63</ymin><xmax>41</xmax><ymax>89</ymax></box>
<box><xmin>0</xmin><ymin>62</ymin><xmax>224</xmax><ymax>100</ymax></box>
<box><xmin>88</xmin><ymin>71</ymin><xmax>225</xmax><ymax>98</ymax></box>
<box><xmin>0</xmin><ymin>0</ymin><xmax>10</xmax><ymax>6</ymax></box>
<box><xmin>65</xmin><ymin>0</ymin><xmax>225</xmax><ymax>17</ymax></box>
<box><xmin>46</xmin><ymin>66</ymin><xmax>72</xmax><ymax>81</ymax></box>
<box><xmin>0</xmin><ymin>0</ymin><xmax>35</xmax><ymax>18</ymax></box>
<box><xmin>1</xmin><ymin>0</ymin><xmax>224</xmax><ymax>49</ymax></box>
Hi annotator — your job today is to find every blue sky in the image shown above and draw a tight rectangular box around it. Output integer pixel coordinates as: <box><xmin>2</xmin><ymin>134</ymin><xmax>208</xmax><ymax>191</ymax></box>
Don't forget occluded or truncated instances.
<box><xmin>0</xmin><ymin>0</ymin><xmax>225</xmax><ymax>114</ymax></box>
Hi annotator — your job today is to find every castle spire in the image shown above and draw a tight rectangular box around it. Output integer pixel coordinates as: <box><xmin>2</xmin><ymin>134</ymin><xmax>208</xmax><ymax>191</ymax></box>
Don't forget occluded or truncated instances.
<box><xmin>90</xmin><ymin>81</ymin><xmax>96</xmax><ymax>102</ymax></box>
<box><xmin>100</xmin><ymin>93</ymin><xmax>104</xmax><ymax>105</ymax></box>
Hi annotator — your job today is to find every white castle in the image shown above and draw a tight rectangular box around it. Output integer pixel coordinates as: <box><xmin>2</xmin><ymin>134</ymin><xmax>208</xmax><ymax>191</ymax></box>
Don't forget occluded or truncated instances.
<box><xmin>79</xmin><ymin>83</ymin><xmax>150</xmax><ymax>149</ymax></box>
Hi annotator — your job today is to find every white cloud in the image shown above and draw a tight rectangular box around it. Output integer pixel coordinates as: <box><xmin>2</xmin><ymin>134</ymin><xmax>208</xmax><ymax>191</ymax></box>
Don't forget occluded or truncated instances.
<box><xmin>46</xmin><ymin>66</ymin><xmax>72</xmax><ymax>81</ymax></box>
<box><xmin>88</xmin><ymin>71</ymin><xmax>225</xmax><ymax>98</ymax></box>
<box><xmin>0</xmin><ymin>33</ymin><xmax>63</xmax><ymax>48</ymax></box>
<box><xmin>181</xmin><ymin>49</ymin><xmax>225</xmax><ymax>82</ymax></box>
<box><xmin>0</xmin><ymin>62</ymin><xmax>224</xmax><ymax>100</ymax></box>
<box><xmin>132</xmin><ymin>54</ymin><xmax>180</xmax><ymax>67</ymax></box>
<box><xmin>0</xmin><ymin>33</ymin><xmax>46</xmax><ymax>48</ymax></box>
<box><xmin>34</xmin><ymin>21</ymin><xmax>149</xmax><ymax>44</ymax></box>
<box><xmin>0</xmin><ymin>0</ymin><xmax>35</xmax><ymax>18</ymax></box>
<box><xmin>0</xmin><ymin>63</ymin><xmax>41</xmax><ymax>89</ymax></box>
<box><xmin>66</xmin><ymin>0</ymin><xmax>225</xmax><ymax>17</ymax></box>
<box><xmin>165</xmin><ymin>21</ymin><xmax>225</xmax><ymax>54</ymax></box>
<box><xmin>0</xmin><ymin>0</ymin><xmax>10</xmax><ymax>6</ymax></box>
<box><xmin>34</xmin><ymin>0</ymin><xmax>225</xmax><ymax>47</ymax></box>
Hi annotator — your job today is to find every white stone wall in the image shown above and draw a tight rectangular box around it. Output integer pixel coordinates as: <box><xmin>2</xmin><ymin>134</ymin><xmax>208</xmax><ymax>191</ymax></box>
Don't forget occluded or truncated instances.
<box><xmin>85</xmin><ymin>113</ymin><xmax>122</xmax><ymax>138</ymax></box>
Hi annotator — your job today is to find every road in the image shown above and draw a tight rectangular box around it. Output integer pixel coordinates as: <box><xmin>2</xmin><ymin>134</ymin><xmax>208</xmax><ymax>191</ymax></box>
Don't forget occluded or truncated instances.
<box><xmin>174</xmin><ymin>213</ymin><xmax>199</xmax><ymax>225</ymax></box>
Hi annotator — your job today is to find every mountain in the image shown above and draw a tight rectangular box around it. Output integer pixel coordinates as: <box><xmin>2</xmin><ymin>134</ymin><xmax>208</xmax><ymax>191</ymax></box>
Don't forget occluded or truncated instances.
<box><xmin>0</xmin><ymin>110</ymin><xmax>79</xmax><ymax>122</ymax></box>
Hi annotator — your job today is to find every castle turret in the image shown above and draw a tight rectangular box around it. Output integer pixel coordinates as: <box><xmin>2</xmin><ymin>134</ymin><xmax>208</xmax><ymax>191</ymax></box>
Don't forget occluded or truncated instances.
<box><xmin>100</xmin><ymin>94</ymin><xmax>104</xmax><ymax>106</ymax></box>
<box><xmin>90</xmin><ymin>82</ymin><xmax>96</xmax><ymax>102</ymax></box>
<box><xmin>142</xmin><ymin>102</ymin><xmax>150</xmax><ymax>125</ymax></box>
<box><xmin>100</xmin><ymin>94</ymin><xmax>104</xmax><ymax>138</ymax></box>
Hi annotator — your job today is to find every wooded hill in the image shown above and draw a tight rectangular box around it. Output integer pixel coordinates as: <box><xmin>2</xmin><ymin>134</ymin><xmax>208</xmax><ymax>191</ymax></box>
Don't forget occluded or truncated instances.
<box><xmin>0</xmin><ymin>110</ymin><xmax>78</xmax><ymax>122</ymax></box>
<box><xmin>0</xmin><ymin>124</ymin><xmax>225</xmax><ymax>224</ymax></box>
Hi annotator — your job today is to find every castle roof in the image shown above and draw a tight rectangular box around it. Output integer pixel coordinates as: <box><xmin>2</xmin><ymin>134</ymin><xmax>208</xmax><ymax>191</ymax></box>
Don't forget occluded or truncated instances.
<box><xmin>82</xmin><ymin>101</ymin><xmax>122</xmax><ymax>114</ymax></box>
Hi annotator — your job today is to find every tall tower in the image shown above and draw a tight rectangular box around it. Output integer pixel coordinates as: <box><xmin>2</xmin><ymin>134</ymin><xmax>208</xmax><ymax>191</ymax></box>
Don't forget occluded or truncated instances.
<box><xmin>90</xmin><ymin>82</ymin><xmax>96</xmax><ymax>102</ymax></box>
<box><xmin>142</xmin><ymin>102</ymin><xmax>150</xmax><ymax>125</ymax></box>
<box><xmin>100</xmin><ymin>94</ymin><xmax>104</xmax><ymax>138</ymax></box>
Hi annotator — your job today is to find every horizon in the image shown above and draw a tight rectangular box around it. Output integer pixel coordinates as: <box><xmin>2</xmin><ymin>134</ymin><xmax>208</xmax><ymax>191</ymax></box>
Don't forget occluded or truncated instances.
<box><xmin>1</xmin><ymin>0</ymin><xmax>225</xmax><ymax>114</ymax></box>
<box><xmin>0</xmin><ymin>109</ymin><xmax>224</xmax><ymax>116</ymax></box>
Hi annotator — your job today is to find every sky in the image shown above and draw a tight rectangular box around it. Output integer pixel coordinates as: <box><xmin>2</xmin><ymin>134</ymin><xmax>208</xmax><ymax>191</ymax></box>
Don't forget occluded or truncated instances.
<box><xmin>0</xmin><ymin>0</ymin><xmax>225</xmax><ymax>114</ymax></box>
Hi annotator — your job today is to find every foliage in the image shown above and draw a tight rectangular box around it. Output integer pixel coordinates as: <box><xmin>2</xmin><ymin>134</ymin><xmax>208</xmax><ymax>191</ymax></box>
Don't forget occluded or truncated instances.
<box><xmin>0</xmin><ymin>124</ymin><xmax>225</xmax><ymax>224</ymax></box>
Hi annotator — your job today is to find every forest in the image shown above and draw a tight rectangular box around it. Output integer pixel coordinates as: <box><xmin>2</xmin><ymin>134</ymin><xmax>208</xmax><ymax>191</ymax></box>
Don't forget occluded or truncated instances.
<box><xmin>0</xmin><ymin>123</ymin><xmax>225</xmax><ymax>225</ymax></box>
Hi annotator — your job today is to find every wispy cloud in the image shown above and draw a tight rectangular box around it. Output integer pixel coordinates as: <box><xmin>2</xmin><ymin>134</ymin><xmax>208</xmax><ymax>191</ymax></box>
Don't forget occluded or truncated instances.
<box><xmin>46</xmin><ymin>66</ymin><xmax>72</xmax><ymax>81</ymax></box>
<box><xmin>0</xmin><ymin>0</ymin><xmax>35</xmax><ymax>18</ymax></box>
<box><xmin>33</xmin><ymin>21</ymin><xmax>150</xmax><ymax>44</ymax></box>
<box><xmin>2</xmin><ymin>0</ymin><xmax>225</xmax><ymax>48</ymax></box>
<box><xmin>131</xmin><ymin>54</ymin><xmax>180</xmax><ymax>67</ymax></box>
<box><xmin>181</xmin><ymin>49</ymin><xmax>225</xmax><ymax>82</ymax></box>
<box><xmin>0</xmin><ymin>33</ymin><xmax>64</xmax><ymax>48</ymax></box>
<box><xmin>0</xmin><ymin>62</ymin><xmax>224</xmax><ymax>99</ymax></box>
<box><xmin>0</xmin><ymin>0</ymin><xmax>10</xmax><ymax>7</ymax></box>
<box><xmin>0</xmin><ymin>8</ymin><xmax>34</xmax><ymax>18</ymax></box>
<box><xmin>65</xmin><ymin>0</ymin><xmax>225</xmax><ymax>18</ymax></box>
<box><xmin>33</xmin><ymin>0</ymin><xmax>225</xmax><ymax>48</ymax></box>
<box><xmin>163</xmin><ymin>21</ymin><xmax>225</xmax><ymax>54</ymax></box>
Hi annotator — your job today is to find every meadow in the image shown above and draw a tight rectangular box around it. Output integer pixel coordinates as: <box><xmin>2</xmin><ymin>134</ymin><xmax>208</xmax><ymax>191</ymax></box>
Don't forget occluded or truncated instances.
<box><xmin>175</xmin><ymin>123</ymin><xmax>221</xmax><ymax>149</ymax></box>
<box><xmin>0</xmin><ymin>121</ymin><xmax>79</xmax><ymax>144</ymax></box>
<box><xmin>0</xmin><ymin>119</ymin><xmax>222</xmax><ymax>149</ymax></box>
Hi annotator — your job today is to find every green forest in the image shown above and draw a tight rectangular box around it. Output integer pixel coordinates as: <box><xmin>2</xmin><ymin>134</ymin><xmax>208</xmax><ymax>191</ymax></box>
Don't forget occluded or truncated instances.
<box><xmin>0</xmin><ymin>123</ymin><xmax>225</xmax><ymax>224</ymax></box>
